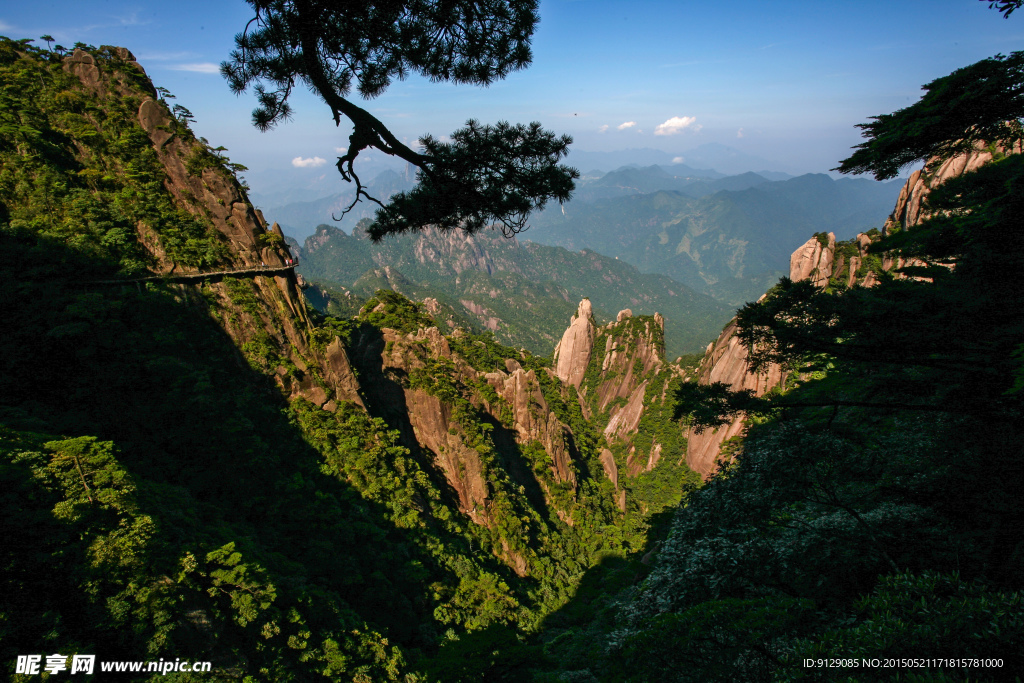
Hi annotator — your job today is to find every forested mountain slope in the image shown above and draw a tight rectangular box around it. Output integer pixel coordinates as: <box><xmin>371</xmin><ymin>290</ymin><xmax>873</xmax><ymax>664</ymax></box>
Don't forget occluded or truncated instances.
<box><xmin>296</xmin><ymin>222</ymin><xmax>732</xmax><ymax>358</ymax></box>
<box><xmin>535</xmin><ymin>137</ymin><xmax>1024</xmax><ymax>682</ymax></box>
<box><xmin>0</xmin><ymin>39</ymin><xmax>700</xmax><ymax>682</ymax></box>
<box><xmin>528</xmin><ymin>172</ymin><xmax>901</xmax><ymax>306</ymax></box>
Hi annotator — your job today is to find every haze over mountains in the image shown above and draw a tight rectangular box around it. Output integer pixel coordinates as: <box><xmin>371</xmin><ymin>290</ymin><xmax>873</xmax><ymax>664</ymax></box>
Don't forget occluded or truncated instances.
<box><xmin>564</xmin><ymin>143</ymin><xmax>790</xmax><ymax>177</ymax></box>
<box><xmin>296</xmin><ymin>222</ymin><xmax>732</xmax><ymax>358</ymax></box>
<box><xmin>528</xmin><ymin>166</ymin><xmax>903</xmax><ymax>305</ymax></box>
<box><xmin>271</xmin><ymin>152</ymin><xmax>901</xmax><ymax>308</ymax></box>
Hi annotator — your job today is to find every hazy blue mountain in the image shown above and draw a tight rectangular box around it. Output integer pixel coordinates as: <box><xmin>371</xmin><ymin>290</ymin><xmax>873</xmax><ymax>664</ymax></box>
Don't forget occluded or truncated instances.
<box><xmin>567</xmin><ymin>166</ymin><xmax>774</xmax><ymax>204</ymax></box>
<box><xmin>565</xmin><ymin>148</ymin><xmax>681</xmax><ymax>172</ymax></box>
<box><xmin>572</xmin><ymin>165</ymin><xmax>700</xmax><ymax>202</ymax></box>
<box><xmin>752</xmin><ymin>170</ymin><xmax>796</xmax><ymax>182</ymax></box>
<box><xmin>266</xmin><ymin>167</ymin><xmax>416</xmax><ymax>241</ymax></box>
<box><xmin>672</xmin><ymin>171</ymin><xmax>771</xmax><ymax>198</ymax></box>
<box><xmin>298</xmin><ymin>223</ymin><xmax>732</xmax><ymax>357</ymax></box>
<box><xmin>674</xmin><ymin>142</ymin><xmax>784</xmax><ymax>176</ymax></box>
<box><xmin>527</xmin><ymin>173</ymin><xmax>902</xmax><ymax>305</ymax></box>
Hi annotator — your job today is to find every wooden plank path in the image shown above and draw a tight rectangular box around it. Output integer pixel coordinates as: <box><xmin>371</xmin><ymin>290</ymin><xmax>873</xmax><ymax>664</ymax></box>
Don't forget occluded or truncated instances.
<box><xmin>87</xmin><ymin>263</ymin><xmax>297</xmax><ymax>285</ymax></box>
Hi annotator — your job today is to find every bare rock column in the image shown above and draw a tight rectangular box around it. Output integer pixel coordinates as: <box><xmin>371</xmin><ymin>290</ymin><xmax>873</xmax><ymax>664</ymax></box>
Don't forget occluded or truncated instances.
<box><xmin>789</xmin><ymin>232</ymin><xmax>835</xmax><ymax>285</ymax></box>
<box><xmin>552</xmin><ymin>298</ymin><xmax>595</xmax><ymax>388</ymax></box>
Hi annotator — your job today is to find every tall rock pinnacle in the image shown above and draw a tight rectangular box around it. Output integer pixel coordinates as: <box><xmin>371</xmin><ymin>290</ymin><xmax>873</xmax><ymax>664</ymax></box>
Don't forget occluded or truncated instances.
<box><xmin>552</xmin><ymin>298</ymin><xmax>595</xmax><ymax>388</ymax></box>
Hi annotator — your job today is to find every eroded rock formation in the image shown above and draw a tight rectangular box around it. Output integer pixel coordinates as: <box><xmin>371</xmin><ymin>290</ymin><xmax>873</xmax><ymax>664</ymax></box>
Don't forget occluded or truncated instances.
<box><xmin>586</xmin><ymin>310</ymin><xmax>665</xmax><ymax>442</ymax></box>
<box><xmin>552</xmin><ymin>299</ymin><xmax>596</xmax><ymax>388</ymax></box>
<box><xmin>789</xmin><ymin>232</ymin><xmax>835</xmax><ymax>286</ymax></box>
<box><xmin>360</xmin><ymin>325</ymin><xmax>581</xmax><ymax>537</ymax></box>
<box><xmin>685</xmin><ymin>144</ymin><xmax>1015</xmax><ymax>478</ymax></box>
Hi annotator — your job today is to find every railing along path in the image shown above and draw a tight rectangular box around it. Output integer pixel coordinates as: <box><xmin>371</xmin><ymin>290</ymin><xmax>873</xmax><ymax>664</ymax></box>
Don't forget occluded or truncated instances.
<box><xmin>86</xmin><ymin>262</ymin><xmax>297</xmax><ymax>285</ymax></box>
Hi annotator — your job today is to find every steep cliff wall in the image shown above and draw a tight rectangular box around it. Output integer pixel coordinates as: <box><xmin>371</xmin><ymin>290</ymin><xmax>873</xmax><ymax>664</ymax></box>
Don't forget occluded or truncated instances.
<box><xmin>684</xmin><ymin>144</ymin><xmax>1011</xmax><ymax>478</ymax></box>
<box><xmin>49</xmin><ymin>45</ymin><xmax>370</xmax><ymax>421</ymax></box>
<box><xmin>561</xmin><ymin>301</ymin><xmax>696</xmax><ymax>507</ymax></box>
<box><xmin>552</xmin><ymin>298</ymin><xmax>596</xmax><ymax>388</ymax></box>
<box><xmin>356</xmin><ymin>322</ymin><xmax>582</xmax><ymax>532</ymax></box>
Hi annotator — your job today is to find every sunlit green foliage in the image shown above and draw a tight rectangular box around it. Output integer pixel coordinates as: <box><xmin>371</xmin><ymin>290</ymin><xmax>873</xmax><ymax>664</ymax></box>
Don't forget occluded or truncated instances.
<box><xmin>0</xmin><ymin>38</ymin><xmax>229</xmax><ymax>274</ymax></box>
<box><xmin>588</xmin><ymin>48</ymin><xmax>1024</xmax><ymax>683</ymax></box>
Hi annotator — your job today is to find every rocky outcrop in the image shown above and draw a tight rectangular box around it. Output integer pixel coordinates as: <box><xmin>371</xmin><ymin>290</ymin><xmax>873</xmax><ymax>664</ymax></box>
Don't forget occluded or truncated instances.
<box><xmin>789</xmin><ymin>232</ymin><xmax>835</xmax><ymax>285</ymax></box>
<box><xmin>367</xmin><ymin>325</ymin><xmax>581</xmax><ymax>531</ymax></box>
<box><xmin>885</xmin><ymin>143</ymin><xmax>1016</xmax><ymax>235</ymax></box>
<box><xmin>684</xmin><ymin>319</ymin><xmax>787</xmax><ymax>478</ymax></box>
<box><xmin>558</xmin><ymin>301</ymin><xmax>673</xmax><ymax>487</ymax></box>
<box><xmin>599</xmin><ymin>449</ymin><xmax>619</xmax><ymax>489</ymax></box>
<box><xmin>552</xmin><ymin>299</ymin><xmax>596</xmax><ymax>388</ymax></box>
<box><xmin>137</xmin><ymin>98</ymin><xmax>174</xmax><ymax>149</ymax></box>
<box><xmin>63</xmin><ymin>48</ymin><xmax>101</xmax><ymax>87</ymax></box>
<box><xmin>881</xmin><ymin>141</ymin><xmax>1021</xmax><ymax>272</ymax></box>
<box><xmin>323</xmin><ymin>338</ymin><xmax>365</xmax><ymax>408</ymax></box>
<box><xmin>586</xmin><ymin>311</ymin><xmax>664</xmax><ymax>435</ymax></box>
<box><xmin>685</xmin><ymin>144</ymin><xmax>1019</xmax><ymax>478</ymax></box>
<box><xmin>484</xmin><ymin>362</ymin><xmax>578</xmax><ymax>486</ymax></box>
<box><xmin>406</xmin><ymin>386</ymin><xmax>491</xmax><ymax>525</ymax></box>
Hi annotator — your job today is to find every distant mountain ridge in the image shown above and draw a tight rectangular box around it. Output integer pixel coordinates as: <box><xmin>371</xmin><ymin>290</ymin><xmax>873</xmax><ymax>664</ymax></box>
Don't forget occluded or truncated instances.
<box><xmin>270</xmin><ymin>160</ymin><xmax>900</xmax><ymax>309</ymax></box>
<box><xmin>564</xmin><ymin>143</ymin><xmax>787</xmax><ymax>176</ymax></box>
<box><xmin>569</xmin><ymin>165</ymin><xmax>767</xmax><ymax>203</ymax></box>
<box><xmin>267</xmin><ymin>166</ymin><xmax>417</xmax><ymax>240</ymax></box>
<box><xmin>527</xmin><ymin>171</ymin><xmax>902</xmax><ymax>305</ymax></box>
<box><xmin>298</xmin><ymin>223</ymin><xmax>732</xmax><ymax>358</ymax></box>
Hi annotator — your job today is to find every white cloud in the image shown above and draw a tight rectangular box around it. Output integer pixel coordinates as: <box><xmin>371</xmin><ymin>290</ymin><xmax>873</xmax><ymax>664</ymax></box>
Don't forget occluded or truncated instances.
<box><xmin>598</xmin><ymin>124</ymin><xmax>609</xmax><ymax>133</ymax></box>
<box><xmin>672</xmin><ymin>156</ymin><xmax>685</xmax><ymax>164</ymax></box>
<box><xmin>617</xmin><ymin>121</ymin><xmax>637</xmax><ymax>130</ymax></box>
<box><xmin>169</xmin><ymin>63</ymin><xmax>220</xmax><ymax>74</ymax></box>
<box><xmin>654</xmin><ymin>116</ymin><xmax>701</xmax><ymax>136</ymax></box>
<box><xmin>0</xmin><ymin>20</ymin><xmax>16</xmax><ymax>31</ymax></box>
<box><xmin>736</xmin><ymin>127</ymin><xmax>745</xmax><ymax>138</ymax></box>
<box><xmin>335</xmin><ymin>147</ymin><xmax>347</xmax><ymax>153</ymax></box>
<box><xmin>292</xmin><ymin>156</ymin><xmax>327</xmax><ymax>168</ymax></box>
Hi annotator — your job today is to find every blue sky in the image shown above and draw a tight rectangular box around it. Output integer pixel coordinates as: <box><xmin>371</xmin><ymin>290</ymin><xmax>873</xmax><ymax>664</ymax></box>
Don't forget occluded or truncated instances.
<box><xmin>2</xmin><ymin>1</ymin><xmax>1022</xmax><ymax>202</ymax></box>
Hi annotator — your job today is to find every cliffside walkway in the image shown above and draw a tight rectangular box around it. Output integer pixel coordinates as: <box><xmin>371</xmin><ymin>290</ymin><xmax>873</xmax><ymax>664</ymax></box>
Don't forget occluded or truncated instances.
<box><xmin>87</xmin><ymin>263</ymin><xmax>297</xmax><ymax>285</ymax></box>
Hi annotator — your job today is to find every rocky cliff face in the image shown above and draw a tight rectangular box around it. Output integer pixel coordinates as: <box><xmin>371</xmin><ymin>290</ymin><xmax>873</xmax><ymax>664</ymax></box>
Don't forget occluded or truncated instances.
<box><xmin>788</xmin><ymin>230</ymin><xmax>882</xmax><ymax>288</ymax></box>
<box><xmin>684</xmin><ymin>319</ymin><xmax>787</xmax><ymax>477</ymax></box>
<box><xmin>880</xmin><ymin>141</ymin><xmax>1021</xmax><ymax>272</ymax></box>
<box><xmin>552</xmin><ymin>298</ymin><xmax>596</xmax><ymax>388</ymax></box>
<box><xmin>587</xmin><ymin>310</ymin><xmax>665</xmax><ymax>442</ymax></box>
<box><xmin>562</xmin><ymin>301</ymin><xmax>691</xmax><ymax>505</ymax></box>
<box><xmin>54</xmin><ymin>46</ymin><xmax>364</xmax><ymax>418</ymax></box>
<box><xmin>789</xmin><ymin>232</ymin><xmax>835</xmax><ymax>286</ymax></box>
<box><xmin>343</xmin><ymin>316</ymin><xmax>583</xmax><ymax>552</ymax></box>
<box><xmin>885</xmin><ymin>143</ymin><xmax>1017</xmax><ymax>234</ymax></box>
<box><xmin>684</xmin><ymin>145</ymin><xmax>1012</xmax><ymax>478</ymax></box>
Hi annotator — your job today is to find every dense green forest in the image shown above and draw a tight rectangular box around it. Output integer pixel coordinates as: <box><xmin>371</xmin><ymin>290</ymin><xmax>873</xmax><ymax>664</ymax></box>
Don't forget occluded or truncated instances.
<box><xmin>534</xmin><ymin>53</ymin><xmax>1024</xmax><ymax>682</ymax></box>
<box><xmin>0</xmin><ymin>39</ymin><xmax>697</xmax><ymax>681</ymax></box>
<box><xmin>3</xmin><ymin>9</ymin><xmax>1024</xmax><ymax>681</ymax></box>
<box><xmin>295</xmin><ymin>221</ymin><xmax>731</xmax><ymax>358</ymax></box>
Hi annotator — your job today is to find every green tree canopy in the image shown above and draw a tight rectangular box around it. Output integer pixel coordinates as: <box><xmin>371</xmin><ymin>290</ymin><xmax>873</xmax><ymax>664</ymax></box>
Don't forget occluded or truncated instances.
<box><xmin>986</xmin><ymin>0</ymin><xmax>1024</xmax><ymax>17</ymax></box>
<box><xmin>679</xmin><ymin>47</ymin><xmax>1024</xmax><ymax>433</ymax></box>
<box><xmin>834</xmin><ymin>50</ymin><xmax>1024</xmax><ymax>179</ymax></box>
<box><xmin>222</xmin><ymin>0</ymin><xmax>578</xmax><ymax>240</ymax></box>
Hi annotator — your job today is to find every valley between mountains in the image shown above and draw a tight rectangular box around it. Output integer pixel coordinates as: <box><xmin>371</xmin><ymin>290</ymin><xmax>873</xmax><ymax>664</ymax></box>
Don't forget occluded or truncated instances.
<box><xmin>3</xmin><ymin>36</ymin><xmax>1022</xmax><ymax>683</ymax></box>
